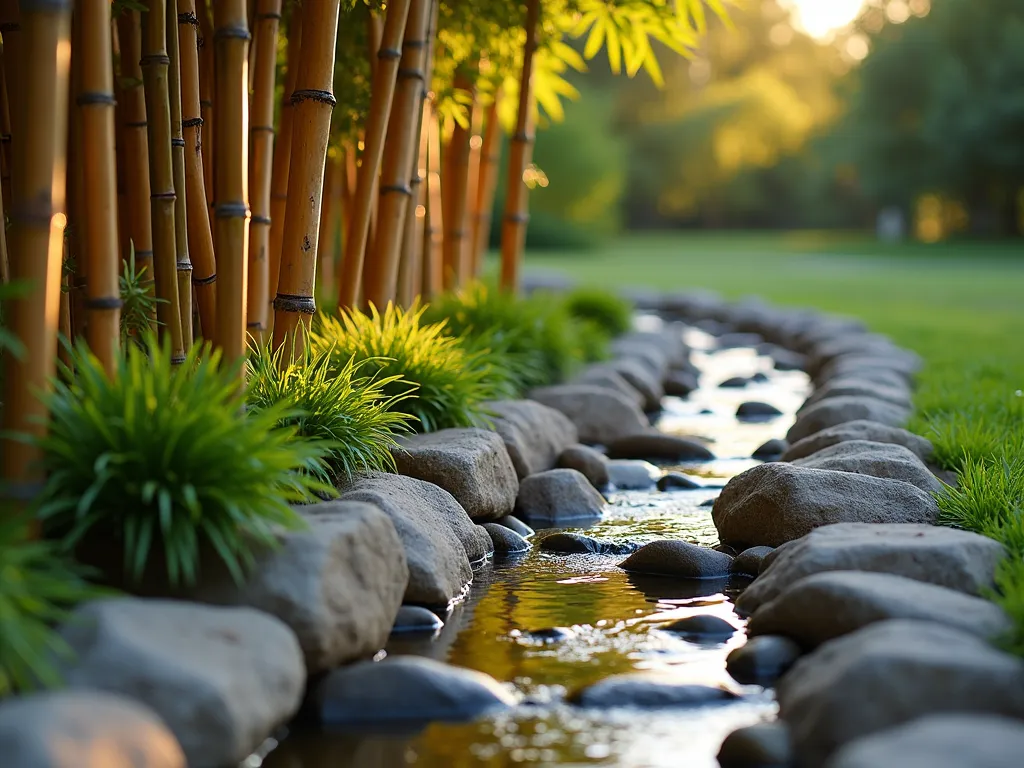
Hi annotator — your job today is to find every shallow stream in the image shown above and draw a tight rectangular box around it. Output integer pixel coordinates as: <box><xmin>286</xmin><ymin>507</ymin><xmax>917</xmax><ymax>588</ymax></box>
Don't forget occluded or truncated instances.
<box><xmin>265</xmin><ymin>322</ymin><xmax>811</xmax><ymax>768</ymax></box>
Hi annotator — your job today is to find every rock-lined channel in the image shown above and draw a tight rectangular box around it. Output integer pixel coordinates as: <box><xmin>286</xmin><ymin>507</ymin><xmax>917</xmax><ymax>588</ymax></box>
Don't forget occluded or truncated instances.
<box><xmin>265</xmin><ymin>321</ymin><xmax>810</xmax><ymax>767</ymax></box>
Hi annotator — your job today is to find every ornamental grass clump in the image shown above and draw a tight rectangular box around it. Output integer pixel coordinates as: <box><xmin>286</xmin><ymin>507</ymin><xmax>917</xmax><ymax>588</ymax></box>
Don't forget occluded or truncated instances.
<box><xmin>36</xmin><ymin>337</ymin><xmax>332</xmax><ymax>588</ymax></box>
<box><xmin>564</xmin><ymin>287</ymin><xmax>633</xmax><ymax>338</ymax></box>
<box><xmin>310</xmin><ymin>302</ymin><xmax>512</xmax><ymax>432</ymax></box>
<box><xmin>246</xmin><ymin>339</ymin><xmax>414</xmax><ymax>484</ymax></box>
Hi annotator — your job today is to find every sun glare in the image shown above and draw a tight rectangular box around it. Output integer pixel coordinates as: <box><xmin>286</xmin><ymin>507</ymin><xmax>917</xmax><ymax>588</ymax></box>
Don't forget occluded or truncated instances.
<box><xmin>785</xmin><ymin>0</ymin><xmax>866</xmax><ymax>39</ymax></box>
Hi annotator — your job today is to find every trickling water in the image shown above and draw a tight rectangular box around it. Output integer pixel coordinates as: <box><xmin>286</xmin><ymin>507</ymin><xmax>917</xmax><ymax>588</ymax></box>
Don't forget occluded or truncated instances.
<box><xmin>265</xmin><ymin>322</ymin><xmax>811</xmax><ymax>768</ymax></box>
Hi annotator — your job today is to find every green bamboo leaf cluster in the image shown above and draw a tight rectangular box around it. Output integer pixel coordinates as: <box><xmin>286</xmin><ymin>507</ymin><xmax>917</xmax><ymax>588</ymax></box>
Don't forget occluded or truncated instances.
<box><xmin>119</xmin><ymin>244</ymin><xmax>163</xmax><ymax>350</ymax></box>
<box><xmin>35</xmin><ymin>337</ymin><xmax>333</xmax><ymax>588</ymax></box>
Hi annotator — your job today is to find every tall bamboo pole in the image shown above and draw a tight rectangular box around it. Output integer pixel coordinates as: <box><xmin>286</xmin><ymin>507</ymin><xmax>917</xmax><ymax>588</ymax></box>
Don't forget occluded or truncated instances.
<box><xmin>247</xmin><ymin>0</ymin><xmax>281</xmax><ymax>343</ymax></box>
<box><xmin>500</xmin><ymin>0</ymin><xmax>539</xmax><ymax>294</ymax></box>
<box><xmin>142</xmin><ymin>0</ymin><xmax>185</xmax><ymax>361</ymax></box>
<box><xmin>0</xmin><ymin>40</ymin><xmax>11</xmax><ymax>280</ymax></box>
<box><xmin>117</xmin><ymin>10</ymin><xmax>155</xmax><ymax>327</ymax></box>
<box><xmin>364</xmin><ymin>0</ymin><xmax>430</xmax><ymax>308</ymax></box>
<box><xmin>79</xmin><ymin>0</ymin><xmax>121</xmax><ymax>372</ymax></box>
<box><xmin>0</xmin><ymin>0</ymin><xmax>72</xmax><ymax>502</ymax></box>
<box><xmin>198</xmin><ymin>0</ymin><xmax>214</xmax><ymax>210</ymax></box>
<box><xmin>178</xmin><ymin>1</ymin><xmax>217</xmax><ymax>339</ymax></box>
<box><xmin>471</xmin><ymin>97</ymin><xmax>501</xmax><ymax>278</ymax></box>
<box><xmin>67</xmin><ymin>8</ymin><xmax>86</xmax><ymax>341</ymax></box>
<box><xmin>113</xmin><ymin>22</ymin><xmax>129</xmax><ymax>267</ymax></box>
<box><xmin>166</xmin><ymin>0</ymin><xmax>192</xmax><ymax>350</ymax></box>
<box><xmin>397</xmin><ymin>116</ymin><xmax>428</xmax><ymax>306</ymax></box>
<box><xmin>212</xmin><ymin>1</ymin><xmax>250</xmax><ymax>368</ymax></box>
<box><xmin>424</xmin><ymin>109</ymin><xmax>444</xmax><ymax>298</ymax></box>
<box><xmin>272</xmin><ymin>0</ymin><xmax>342</xmax><ymax>354</ymax></box>
<box><xmin>442</xmin><ymin>73</ymin><xmax>475</xmax><ymax>290</ymax></box>
<box><xmin>317</xmin><ymin>151</ymin><xmax>341</xmax><ymax>306</ymax></box>
<box><xmin>463</xmin><ymin>97</ymin><xmax>484</xmax><ymax>278</ymax></box>
<box><xmin>337</xmin><ymin>0</ymin><xmax>411</xmax><ymax>309</ymax></box>
<box><xmin>265</xmin><ymin>15</ymin><xmax>299</xmax><ymax>336</ymax></box>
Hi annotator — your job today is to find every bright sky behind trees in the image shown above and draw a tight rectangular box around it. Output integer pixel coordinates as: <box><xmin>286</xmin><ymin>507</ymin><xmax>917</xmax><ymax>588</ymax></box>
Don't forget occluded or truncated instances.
<box><xmin>785</xmin><ymin>0</ymin><xmax>865</xmax><ymax>38</ymax></box>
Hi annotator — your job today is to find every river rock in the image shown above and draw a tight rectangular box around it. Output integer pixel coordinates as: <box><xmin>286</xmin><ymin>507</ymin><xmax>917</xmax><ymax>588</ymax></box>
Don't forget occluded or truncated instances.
<box><xmin>483</xmin><ymin>523</ymin><xmax>532</xmax><ymax>554</ymax></box>
<box><xmin>782</xmin><ymin>419</ymin><xmax>933</xmax><ymax>463</ymax></box>
<box><xmin>699</xmin><ymin>497</ymin><xmax>717</xmax><ymax>507</ymax></box>
<box><xmin>776</xmin><ymin>620</ymin><xmax>1024</xmax><ymax>765</ymax></box>
<box><xmin>568</xmin><ymin>674</ymin><xmax>737</xmax><ymax>709</ymax></box>
<box><xmin>726</xmin><ymin>635</ymin><xmax>803</xmax><ymax>686</ymax></box>
<box><xmin>540</xmin><ymin>532</ymin><xmax>637</xmax><ymax>556</ymax></box>
<box><xmin>605</xmin><ymin>357</ymin><xmax>665</xmax><ymax>411</ymax></box>
<box><xmin>736</xmin><ymin>523</ymin><xmax>1006</xmax><ymax>614</ymax></box>
<box><xmin>391</xmin><ymin>428</ymin><xmax>519</xmax><ymax>522</ymax></box>
<box><xmin>391</xmin><ymin>605</ymin><xmax>444</xmax><ymax>634</ymax></box>
<box><xmin>606</xmin><ymin>459</ymin><xmax>659</xmax><ymax>490</ymax></box>
<box><xmin>719</xmin><ymin>376</ymin><xmax>749</xmax><ymax>388</ymax></box>
<box><xmin>748</xmin><ymin>570</ymin><xmax>1011</xmax><ymax>648</ymax></box>
<box><xmin>717</xmin><ymin>331</ymin><xmax>763</xmax><ymax>349</ymax></box>
<box><xmin>529</xmin><ymin>385</ymin><xmax>650</xmax><ymax>445</ymax></box>
<box><xmin>557</xmin><ymin>443</ymin><xmax>610</xmax><ymax>489</ymax></box>
<box><xmin>195</xmin><ymin>501</ymin><xmax>407</xmax><ymax>673</ymax></box>
<box><xmin>606</xmin><ymin>433</ymin><xmax>714</xmax><ymax>461</ymax></box>
<box><xmin>712</xmin><ymin>463</ymin><xmax>938</xmax><ymax>549</ymax></box>
<box><xmin>800</xmin><ymin>378</ymin><xmax>911</xmax><ymax>412</ymax></box>
<box><xmin>814</xmin><ymin>351</ymin><xmax>921</xmax><ymax>384</ymax></box>
<box><xmin>612</xmin><ymin>328</ymin><xmax>687</xmax><ymax>369</ymax></box>
<box><xmin>753</xmin><ymin>438</ymin><xmax>788</xmax><ymax>460</ymax></box>
<box><xmin>825</xmin><ymin>714</ymin><xmax>1024</xmax><ymax>768</ymax></box>
<box><xmin>0</xmin><ymin>691</ymin><xmax>186</xmax><ymax>768</ymax></box>
<box><xmin>339</xmin><ymin>473</ymin><xmax>491</xmax><ymax>607</ymax></box>
<box><xmin>619</xmin><ymin>540</ymin><xmax>733</xmax><ymax>578</ymax></box>
<box><xmin>573</xmin><ymin>366</ymin><xmax>645</xmax><ymax>407</ymax></box>
<box><xmin>664</xmin><ymin>370</ymin><xmax>698</xmax><ymax>397</ymax></box>
<box><xmin>484</xmin><ymin>399</ymin><xmax>578</xmax><ymax>479</ymax></box>
<box><xmin>514</xmin><ymin>469</ymin><xmax>606</xmax><ymax>527</ymax></box>
<box><xmin>815</xmin><ymin>362</ymin><xmax>911</xmax><ymax>392</ymax></box>
<box><xmin>786</xmin><ymin>397</ymin><xmax>909</xmax><ymax>444</ymax></box>
<box><xmin>791</xmin><ymin>439</ymin><xmax>942</xmax><ymax>493</ymax></box>
<box><xmin>771</xmin><ymin>349</ymin><xmax>807</xmax><ymax>373</ymax></box>
<box><xmin>737</xmin><ymin>401</ymin><xmax>783</xmax><ymax>419</ymax></box>
<box><xmin>314</xmin><ymin>656</ymin><xmax>516</xmax><ymax>724</ymax></box>
<box><xmin>731</xmin><ymin>546</ymin><xmax>774</xmax><ymax>576</ymax></box>
<box><xmin>660</xmin><ymin>614</ymin><xmax>737</xmax><ymax>639</ymax></box>
<box><xmin>56</xmin><ymin>598</ymin><xmax>305</xmax><ymax>767</ymax></box>
<box><xmin>718</xmin><ymin>722</ymin><xmax>793</xmax><ymax>767</ymax></box>
<box><xmin>657</xmin><ymin>472</ymin><xmax>702</xmax><ymax>491</ymax></box>
<box><xmin>496</xmin><ymin>515</ymin><xmax>534</xmax><ymax>537</ymax></box>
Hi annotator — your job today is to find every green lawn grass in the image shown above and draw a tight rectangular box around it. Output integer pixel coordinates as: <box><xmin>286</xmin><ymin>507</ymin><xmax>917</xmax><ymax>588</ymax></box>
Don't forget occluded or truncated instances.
<box><xmin>516</xmin><ymin>230</ymin><xmax>1024</xmax><ymax>651</ymax></box>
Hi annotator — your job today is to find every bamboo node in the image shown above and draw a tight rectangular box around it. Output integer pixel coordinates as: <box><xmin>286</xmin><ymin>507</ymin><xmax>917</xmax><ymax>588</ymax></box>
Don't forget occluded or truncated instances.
<box><xmin>505</xmin><ymin>213</ymin><xmax>530</xmax><ymax>224</ymax></box>
<box><xmin>512</xmin><ymin>132</ymin><xmax>535</xmax><ymax>144</ymax></box>
<box><xmin>141</xmin><ymin>54</ymin><xmax>172</xmax><ymax>67</ymax></box>
<box><xmin>378</xmin><ymin>47</ymin><xmax>402</xmax><ymax>61</ymax></box>
<box><xmin>247</xmin><ymin>321</ymin><xmax>265</xmax><ymax>329</ymax></box>
<box><xmin>291</xmin><ymin>89</ymin><xmax>336</xmax><ymax>107</ymax></box>
<box><xmin>381</xmin><ymin>183</ymin><xmax>413</xmax><ymax>197</ymax></box>
<box><xmin>85</xmin><ymin>297</ymin><xmax>125</xmax><ymax>310</ymax></box>
<box><xmin>215</xmin><ymin>202</ymin><xmax>250</xmax><ymax>219</ymax></box>
<box><xmin>177</xmin><ymin>12</ymin><xmax>199</xmax><ymax>27</ymax></box>
<box><xmin>251</xmin><ymin>124</ymin><xmax>275</xmax><ymax>134</ymax></box>
<box><xmin>126</xmin><ymin>120</ymin><xmax>149</xmax><ymax>128</ymax></box>
<box><xmin>214</xmin><ymin>25</ymin><xmax>251</xmax><ymax>41</ymax></box>
<box><xmin>171</xmin><ymin>353</ymin><xmax>187</xmax><ymax>365</ymax></box>
<box><xmin>397</xmin><ymin>68</ymin><xmax>425</xmax><ymax>81</ymax></box>
<box><xmin>77</xmin><ymin>93</ymin><xmax>117</xmax><ymax>107</ymax></box>
<box><xmin>183</xmin><ymin>117</ymin><xmax>204</xmax><ymax>128</ymax></box>
<box><xmin>273</xmin><ymin>293</ymin><xmax>316</xmax><ymax>315</ymax></box>
<box><xmin>200</xmin><ymin>99</ymin><xmax>213</xmax><ymax>107</ymax></box>
<box><xmin>257</xmin><ymin>12</ymin><xmax>283</xmax><ymax>20</ymax></box>
<box><xmin>176</xmin><ymin>261</ymin><xmax>194</xmax><ymax>272</ymax></box>
<box><xmin>171</xmin><ymin>138</ymin><xmax>186</xmax><ymax>148</ymax></box>
<box><xmin>193</xmin><ymin>273</ymin><xmax>217</xmax><ymax>286</ymax></box>
<box><xmin>152</xmin><ymin>192</ymin><xmax>177</xmax><ymax>201</ymax></box>
<box><xmin>250</xmin><ymin>215</ymin><xmax>272</xmax><ymax>225</ymax></box>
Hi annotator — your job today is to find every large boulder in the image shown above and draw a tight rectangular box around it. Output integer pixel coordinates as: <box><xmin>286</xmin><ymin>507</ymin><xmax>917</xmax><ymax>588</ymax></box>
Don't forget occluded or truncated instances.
<box><xmin>786</xmin><ymin>397</ymin><xmax>909</xmax><ymax>444</ymax></box>
<box><xmin>484</xmin><ymin>399</ymin><xmax>578</xmax><ymax>479</ymax></box>
<box><xmin>791</xmin><ymin>439</ymin><xmax>942</xmax><ymax>493</ymax></box>
<box><xmin>313</xmin><ymin>656</ymin><xmax>515</xmax><ymax>724</ymax></box>
<box><xmin>391</xmin><ymin>428</ymin><xmax>519</xmax><ymax>522</ymax></box>
<box><xmin>195</xmin><ymin>501</ymin><xmax>407</xmax><ymax>673</ymax></box>
<box><xmin>528</xmin><ymin>385</ymin><xmax>650</xmax><ymax>445</ymax></box>
<box><xmin>611</xmin><ymin>328</ymin><xmax>687</xmax><ymax>370</ymax></box>
<box><xmin>557</xmin><ymin>443</ymin><xmax>610</xmax><ymax>489</ymax></box>
<box><xmin>747</xmin><ymin>570</ymin><xmax>1011</xmax><ymax>648</ymax></box>
<box><xmin>339</xmin><ymin>473</ymin><xmax>492</xmax><ymax>608</ymax></box>
<box><xmin>782</xmin><ymin>419</ymin><xmax>933</xmax><ymax>463</ymax></box>
<box><xmin>799</xmin><ymin>378</ymin><xmax>911</xmax><ymax>412</ymax></box>
<box><xmin>605</xmin><ymin>432</ymin><xmax>714</xmax><ymax>461</ymax></box>
<box><xmin>514</xmin><ymin>468</ymin><xmax>607</xmax><ymax>527</ymax></box>
<box><xmin>619</xmin><ymin>540</ymin><xmax>733</xmax><ymax>578</ymax></box>
<box><xmin>826</xmin><ymin>715</ymin><xmax>1024</xmax><ymax>768</ymax></box>
<box><xmin>777</xmin><ymin>620</ymin><xmax>1024</xmax><ymax>765</ymax></box>
<box><xmin>736</xmin><ymin>523</ymin><xmax>1006</xmax><ymax>614</ymax></box>
<box><xmin>603</xmin><ymin>358</ymin><xmax>665</xmax><ymax>410</ymax></box>
<box><xmin>56</xmin><ymin>598</ymin><xmax>305</xmax><ymax>768</ymax></box>
<box><xmin>0</xmin><ymin>691</ymin><xmax>185</xmax><ymax>768</ymax></box>
<box><xmin>712</xmin><ymin>463</ymin><xmax>938</xmax><ymax>549</ymax></box>
<box><xmin>814</xmin><ymin>351</ymin><xmax>921</xmax><ymax>384</ymax></box>
<box><xmin>573</xmin><ymin>366</ymin><xmax>645</xmax><ymax>407</ymax></box>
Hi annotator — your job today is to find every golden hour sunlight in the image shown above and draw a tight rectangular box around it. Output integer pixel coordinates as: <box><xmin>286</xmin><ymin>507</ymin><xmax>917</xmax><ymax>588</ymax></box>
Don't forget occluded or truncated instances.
<box><xmin>785</xmin><ymin>0</ymin><xmax>866</xmax><ymax>37</ymax></box>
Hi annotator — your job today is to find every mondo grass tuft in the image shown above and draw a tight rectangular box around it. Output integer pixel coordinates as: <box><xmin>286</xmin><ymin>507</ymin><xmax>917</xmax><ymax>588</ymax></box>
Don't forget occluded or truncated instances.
<box><xmin>246</xmin><ymin>338</ymin><xmax>414</xmax><ymax>484</ymax></box>
<box><xmin>564</xmin><ymin>286</ymin><xmax>633</xmax><ymax>338</ymax></box>
<box><xmin>35</xmin><ymin>336</ymin><xmax>333</xmax><ymax>588</ymax></box>
<box><xmin>310</xmin><ymin>302</ymin><xmax>513</xmax><ymax>432</ymax></box>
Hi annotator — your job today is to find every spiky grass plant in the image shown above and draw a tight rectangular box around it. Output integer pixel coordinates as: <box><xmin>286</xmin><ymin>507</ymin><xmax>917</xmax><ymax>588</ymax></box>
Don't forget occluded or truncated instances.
<box><xmin>119</xmin><ymin>244</ymin><xmax>162</xmax><ymax>349</ymax></box>
<box><xmin>310</xmin><ymin>303</ymin><xmax>512</xmax><ymax>432</ymax></box>
<box><xmin>0</xmin><ymin>512</ymin><xmax>105</xmax><ymax>695</ymax></box>
<box><xmin>246</xmin><ymin>338</ymin><xmax>414</xmax><ymax>484</ymax></box>
<box><xmin>35</xmin><ymin>336</ymin><xmax>332</xmax><ymax>588</ymax></box>
<box><xmin>564</xmin><ymin>287</ymin><xmax>633</xmax><ymax>338</ymax></box>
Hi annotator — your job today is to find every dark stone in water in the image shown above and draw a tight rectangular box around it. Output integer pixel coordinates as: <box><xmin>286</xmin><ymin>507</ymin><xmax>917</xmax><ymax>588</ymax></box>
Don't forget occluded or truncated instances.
<box><xmin>660</xmin><ymin>614</ymin><xmax>737</xmax><ymax>639</ymax></box>
<box><xmin>569</xmin><ymin>675</ymin><xmax>738</xmax><ymax>709</ymax></box>
<box><xmin>700</xmin><ymin>408</ymin><xmax>715</xmax><ymax>415</ymax></box>
<box><xmin>753</xmin><ymin>438</ymin><xmax>788</xmax><ymax>460</ymax></box>
<box><xmin>700</xmin><ymin>497</ymin><xmax>717</xmax><ymax>508</ymax></box>
<box><xmin>620</xmin><ymin>540</ymin><xmax>733</xmax><ymax>578</ymax></box>
<box><xmin>540</xmin><ymin>532</ymin><xmax>637</xmax><ymax>556</ymax></box>
<box><xmin>719</xmin><ymin>377</ymin><xmax>748</xmax><ymax>389</ymax></box>
<box><xmin>750</xmin><ymin>372</ymin><xmax>770</xmax><ymax>384</ymax></box>
<box><xmin>482</xmin><ymin>523</ymin><xmax>531</xmax><ymax>554</ymax></box>
<box><xmin>523</xmin><ymin>627</ymin><xmax>576</xmax><ymax>643</ymax></box>
<box><xmin>737</xmin><ymin>401</ymin><xmax>783</xmax><ymax>419</ymax></box>
<box><xmin>391</xmin><ymin>606</ymin><xmax>444</xmax><ymax>635</ymax></box>
<box><xmin>718</xmin><ymin>722</ymin><xmax>793</xmax><ymax>767</ymax></box>
<box><xmin>664</xmin><ymin>370</ymin><xmax>698</xmax><ymax>397</ymax></box>
<box><xmin>606</xmin><ymin>433</ymin><xmax>714</xmax><ymax>462</ymax></box>
<box><xmin>556</xmin><ymin>444</ymin><xmax>610</xmax><ymax>490</ymax></box>
<box><xmin>731</xmin><ymin>546</ymin><xmax>775</xmax><ymax>576</ymax></box>
<box><xmin>726</xmin><ymin>635</ymin><xmax>802</xmax><ymax>686</ymax></box>
<box><xmin>717</xmin><ymin>332</ymin><xmax>764</xmax><ymax>350</ymax></box>
<box><xmin>495</xmin><ymin>515</ymin><xmax>534</xmax><ymax>538</ymax></box>
<box><xmin>657</xmin><ymin>472</ymin><xmax>702</xmax><ymax>491</ymax></box>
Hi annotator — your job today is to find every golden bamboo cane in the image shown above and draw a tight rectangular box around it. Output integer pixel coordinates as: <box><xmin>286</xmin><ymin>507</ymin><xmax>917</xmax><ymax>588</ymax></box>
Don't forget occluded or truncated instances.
<box><xmin>424</xmin><ymin>107</ymin><xmax>444</xmax><ymax>298</ymax></box>
<box><xmin>442</xmin><ymin>73</ymin><xmax>475</xmax><ymax>290</ymax></box>
<box><xmin>198</xmin><ymin>0</ymin><xmax>214</xmax><ymax>210</ymax></box>
<box><xmin>67</xmin><ymin>8</ymin><xmax>87</xmax><ymax>341</ymax></box>
<box><xmin>471</xmin><ymin>97</ymin><xmax>501</xmax><ymax>278</ymax></box>
<box><xmin>317</xmin><ymin>151</ymin><xmax>341</xmax><ymax>306</ymax></box>
<box><xmin>166</xmin><ymin>0</ymin><xmax>193</xmax><ymax>350</ymax></box>
<box><xmin>272</xmin><ymin>0</ymin><xmax>342</xmax><ymax>354</ymax></box>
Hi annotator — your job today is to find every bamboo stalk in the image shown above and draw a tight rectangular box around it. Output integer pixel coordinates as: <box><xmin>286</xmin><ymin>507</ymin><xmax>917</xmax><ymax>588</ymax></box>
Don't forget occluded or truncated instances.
<box><xmin>0</xmin><ymin>3</ymin><xmax>17</xmax><ymax>288</ymax></box>
<box><xmin>166</xmin><ymin>0</ymin><xmax>192</xmax><ymax>350</ymax></box>
<box><xmin>79</xmin><ymin>0</ymin><xmax>122</xmax><ymax>372</ymax></box>
<box><xmin>198</xmin><ymin>0</ymin><xmax>214</xmax><ymax>210</ymax></box>
<box><xmin>442</xmin><ymin>73</ymin><xmax>475</xmax><ymax>290</ymax></box>
<box><xmin>117</xmin><ymin>10</ymin><xmax>155</xmax><ymax>327</ymax></box>
<box><xmin>0</xmin><ymin>37</ymin><xmax>12</xmax><ymax>238</ymax></box>
<box><xmin>58</xmin><ymin>237</ymin><xmax>71</xmax><ymax>368</ymax></box>
<box><xmin>424</xmin><ymin>108</ymin><xmax>444</xmax><ymax>298</ymax></box>
<box><xmin>114</xmin><ymin>23</ymin><xmax>130</xmax><ymax>268</ymax></box>
<box><xmin>463</xmin><ymin>97</ymin><xmax>484</xmax><ymax>278</ymax></box>
<box><xmin>337</xmin><ymin>0</ymin><xmax>411</xmax><ymax>309</ymax></box>
<box><xmin>397</xmin><ymin>118</ymin><xmax>427</xmax><ymax>307</ymax></box>
<box><xmin>364</xmin><ymin>0</ymin><xmax>430</xmax><ymax>308</ymax></box>
<box><xmin>500</xmin><ymin>0</ymin><xmax>539</xmax><ymax>294</ymax></box>
<box><xmin>67</xmin><ymin>8</ymin><xmax>86</xmax><ymax>341</ymax></box>
<box><xmin>0</xmin><ymin>0</ymin><xmax>72</xmax><ymax>501</ymax></box>
<box><xmin>265</xmin><ymin>14</ymin><xmax>300</xmax><ymax>335</ymax></box>
<box><xmin>472</xmin><ymin>97</ymin><xmax>501</xmax><ymax>278</ymax></box>
<box><xmin>247</xmin><ymin>0</ymin><xmax>281</xmax><ymax>343</ymax></box>
<box><xmin>317</xmin><ymin>151</ymin><xmax>341</xmax><ymax>305</ymax></box>
<box><xmin>142</xmin><ymin>0</ymin><xmax>185</xmax><ymax>362</ymax></box>
<box><xmin>341</xmin><ymin>143</ymin><xmax>356</xmax><ymax>244</ymax></box>
<box><xmin>272</xmin><ymin>0</ymin><xmax>342</xmax><ymax>354</ymax></box>
<box><xmin>178</xmin><ymin>1</ymin><xmax>217</xmax><ymax>339</ymax></box>
<box><xmin>212</xmin><ymin>1</ymin><xmax>250</xmax><ymax>368</ymax></box>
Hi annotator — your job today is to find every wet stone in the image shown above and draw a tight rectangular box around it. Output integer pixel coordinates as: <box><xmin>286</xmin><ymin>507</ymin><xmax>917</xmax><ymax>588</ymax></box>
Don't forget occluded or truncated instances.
<box><xmin>523</xmin><ymin>627</ymin><xmax>576</xmax><ymax>643</ymax></box>
<box><xmin>718</xmin><ymin>722</ymin><xmax>794</xmax><ymax>767</ymax></box>
<box><xmin>391</xmin><ymin>606</ymin><xmax>444</xmax><ymax>635</ymax></box>
<box><xmin>726</xmin><ymin>635</ymin><xmax>803</xmax><ymax>687</ymax></box>
<box><xmin>496</xmin><ymin>515</ymin><xmax>534</xmax><ymax>538</ymax></box>
<box><xmin>513</xmin><ymin>469</ymin><xmax>607</xmax><ymax>527</ymax></box>
<box><xmin>657</xmin><ymin>472</ymin><xmax>702</xmax><ymax>491</ymax></box>
<box><xmin>557</xmin><ymin>444</ymin><xmax>610</xmax><ymax>490</ymax></box>
<box><xmin>659</xmin><ymin>614</ymin><xmax>737</xmax><ymax>640</ymax></box>
<box><xmin>699</xmin><ymin>497</ymin><xmax>717</xmax><ymax>508</ymax></box>
<box><xmin>540</xmin><ymin>532</ymin><xmax>638</xmax><ymax>556</ymax></box>
<box><xmin>569</xmin><ymin>675</ymin><xmax>738</xmax><ymax>709</ymax></box>
<box><xmin>606</xmin><ymin>459</ymin><xmax>659</xmax><ymax>490</ymax></box>
<box><xmin>483</xmin><ymin>523</ymin><xmax>532</xmax><ymax>554</ymax></box>
<box><xmin>606</xmin><ymin>433</ymin><xmax>715</xmax><ymax>462</ymax></box>
<box><xmin>753</xmin><ymin>438</ymin><xmax>788</xmax><ymax>460</ymax></box>
<box><xmin>619</xmin><ymin>540</ymin><xmax>734</xmax><ymax>578</ymax></box>
<box><xmin>664</xmin><ymin>370</ymin><xmax>698</xmax><ymax>397</ymax></box>
<box><xmin>737</xmin><ymin>401</ymin><xmax>784</xmax><ymax>419</ymax></box>
<box><xmin>731</xmin><ymin>546</ymin><xmax>775</xmax><ymax>576</ymax></box>
<box><xmin>719</xmin><ymin>376</ymin><xmax>749</xmax><ymax>388</ymax></box>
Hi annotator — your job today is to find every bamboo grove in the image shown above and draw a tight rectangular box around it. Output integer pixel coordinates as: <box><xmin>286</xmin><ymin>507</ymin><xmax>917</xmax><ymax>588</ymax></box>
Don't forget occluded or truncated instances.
<box><xmin>0</xmin><ymin>0</ymin><xmax>722</xmax><ymax>494</ymax></box>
